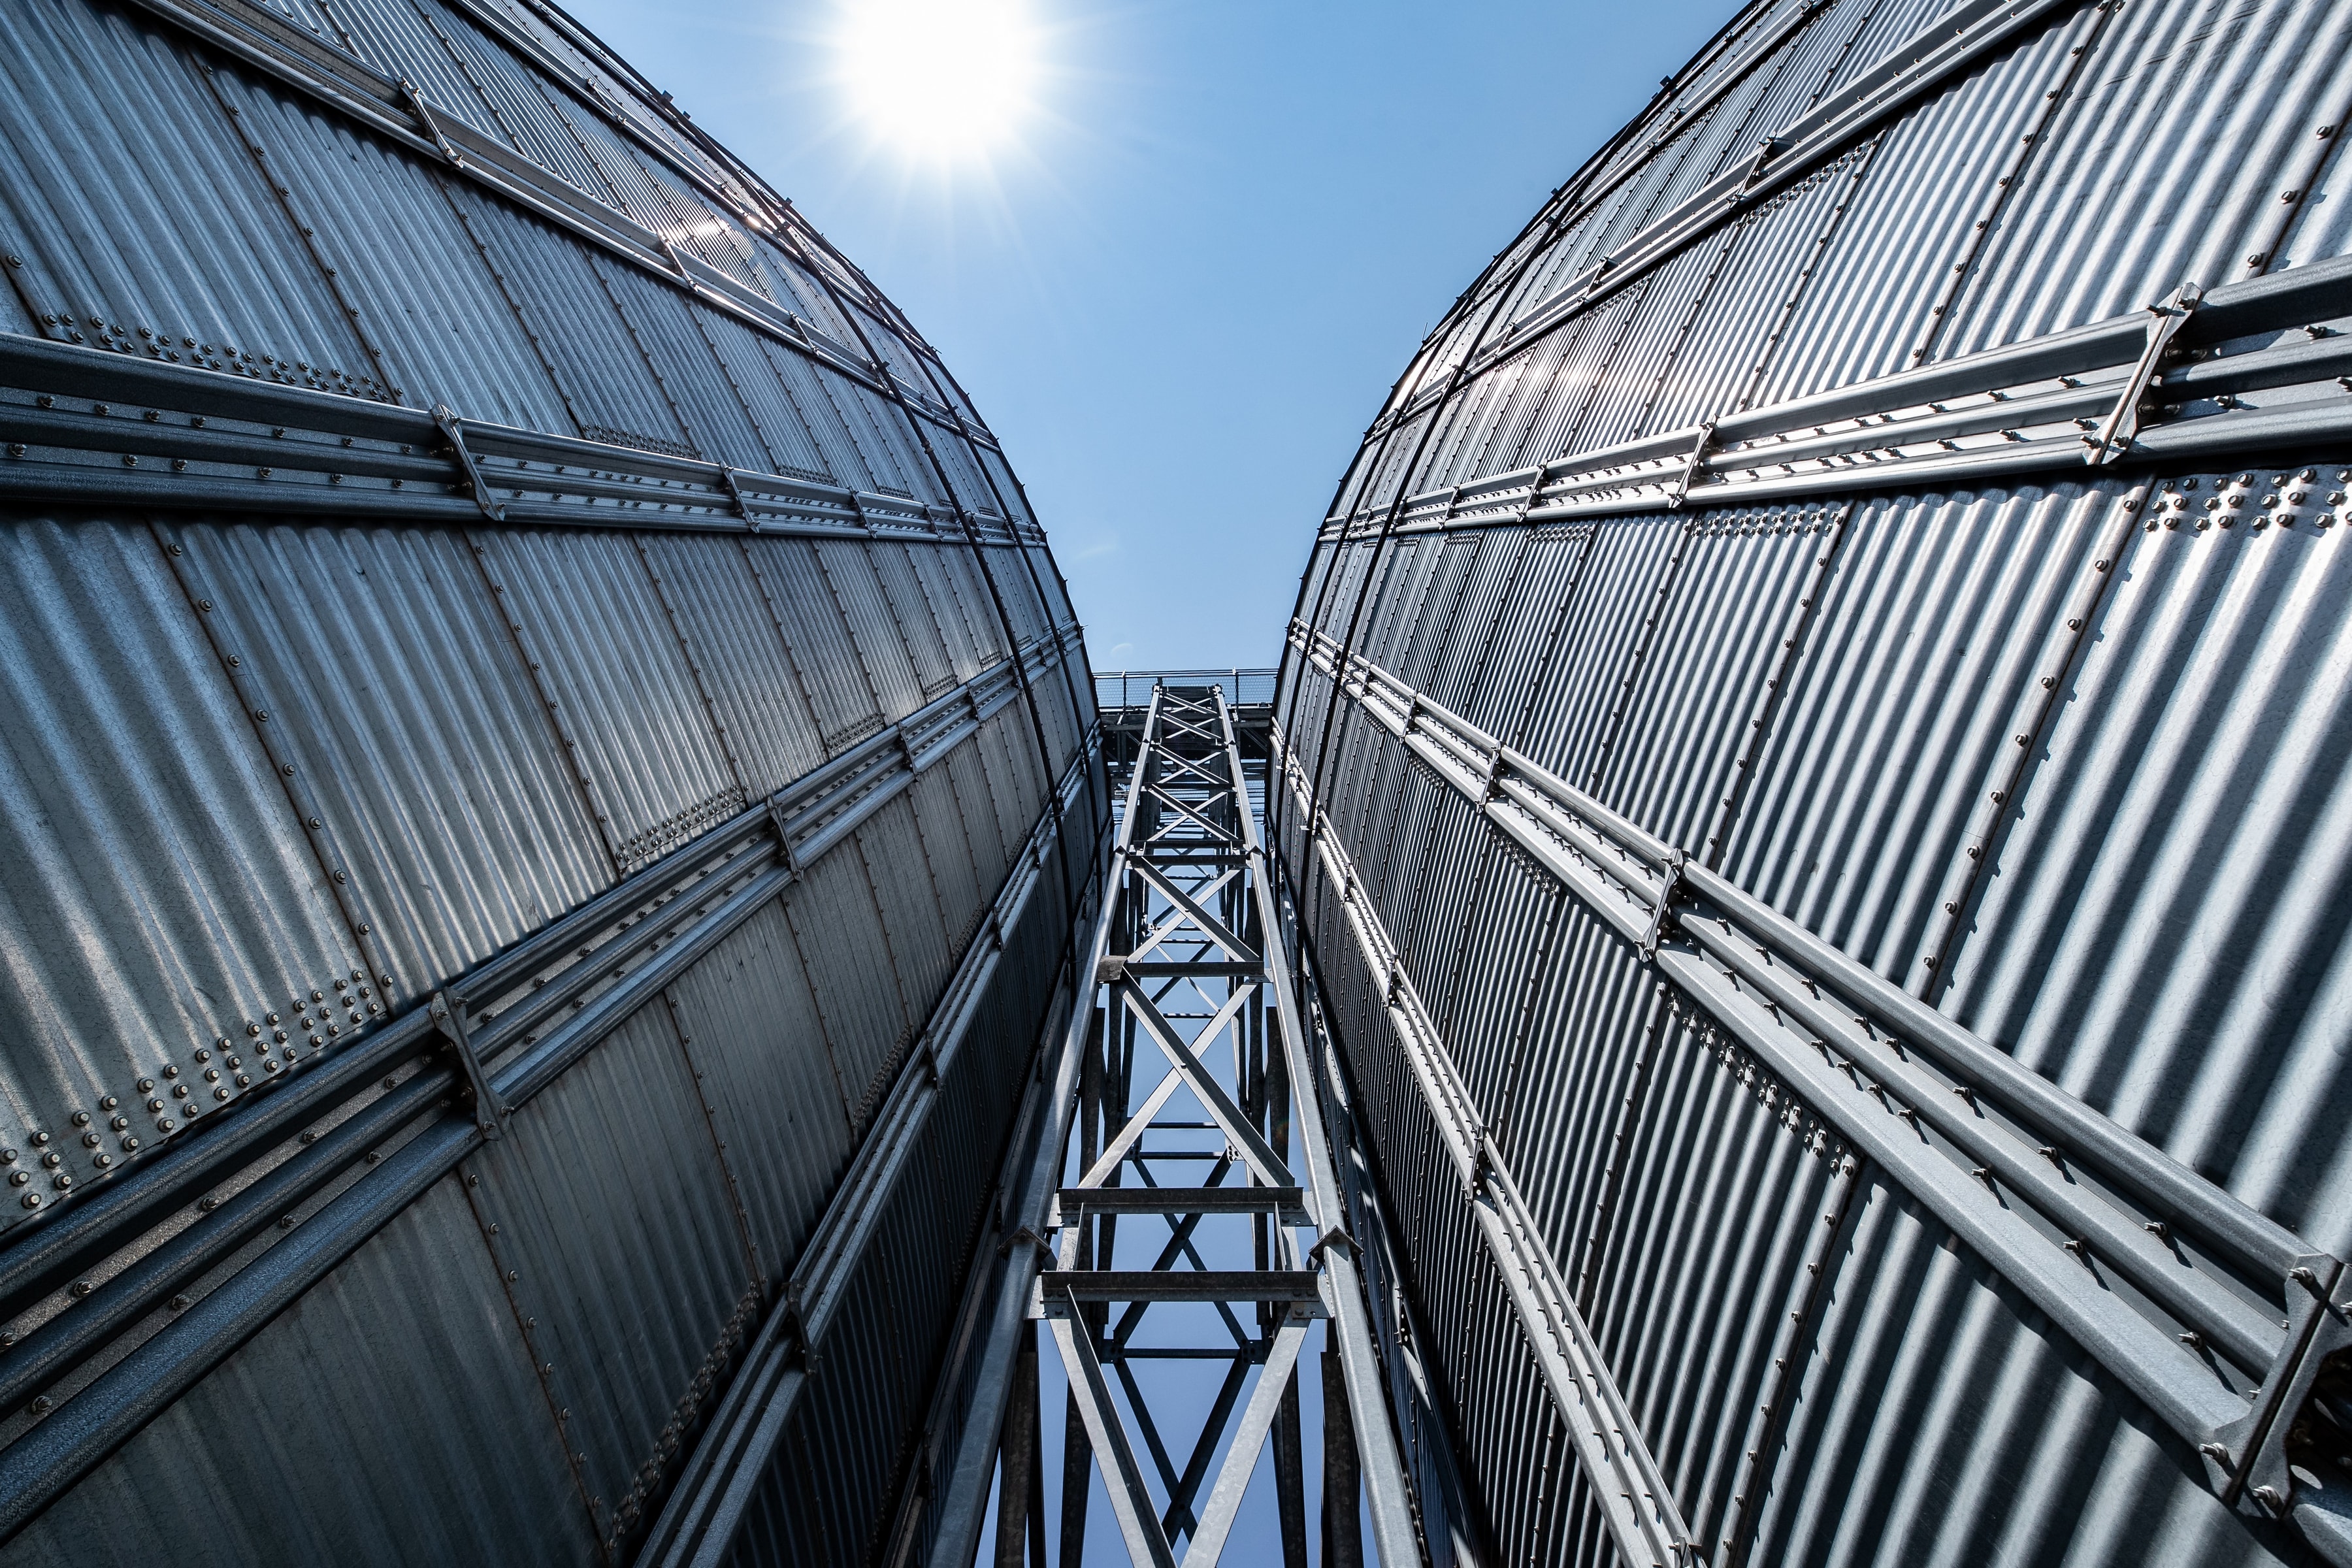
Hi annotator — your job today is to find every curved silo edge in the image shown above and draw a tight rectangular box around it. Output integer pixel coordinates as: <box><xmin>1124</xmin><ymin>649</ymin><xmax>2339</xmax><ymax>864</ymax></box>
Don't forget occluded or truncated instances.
<box><xmin>640</xmin><ymin>743</ymin><xmax>1100</xmax><ymax>1568</ymax></box>
<box><xmin>1320</xmin><ymin>253</ymin><xmax>2352</xmax><ymax>546</ymax></box>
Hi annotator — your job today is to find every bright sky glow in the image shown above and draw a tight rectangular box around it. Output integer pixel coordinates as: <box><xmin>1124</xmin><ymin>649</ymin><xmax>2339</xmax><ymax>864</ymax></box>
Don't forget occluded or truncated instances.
<box><xmin>834</xmin><ymin>0</ymin><xmax>1043</xmax><ymax>165</ymax></box>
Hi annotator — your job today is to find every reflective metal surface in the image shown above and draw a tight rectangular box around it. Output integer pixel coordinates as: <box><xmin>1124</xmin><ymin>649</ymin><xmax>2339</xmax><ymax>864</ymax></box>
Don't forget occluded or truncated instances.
<box><xmin>0</xmin><ymin>0</ymin><xmax>1100</xmax><ymax>1559</ymax></box>
<box><xmin>1279</xmin><ymin>0</ymin><xmax>2352</xmax><ymax>1561</ymax></box>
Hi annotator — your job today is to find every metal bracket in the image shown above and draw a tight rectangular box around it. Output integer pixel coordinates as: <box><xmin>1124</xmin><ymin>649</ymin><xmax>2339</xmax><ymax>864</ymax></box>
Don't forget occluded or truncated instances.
<box><xmin>998</xmin><ymin>1224</ymin><xmax>1053</xmax><ymax>1260</ymax></box>
<box><xmin>1637</xmin><ymin>851</ymin><xmax>1688</xmax><ymax>961</ymax></box>
<box><xmin>1307</xmin><ymin>1225</ymin><xmax>1360</xmax><ymax>1263</ymax></box>
<box><xmin>427</xmin><ymin>990</ymin><xmax>507</xmax><ymax>1138</ymax></box>
<box><xmin>431</xmin><ymin>404</ymin><xmax>504</xmax><ymax>522</ymax></box>
<box><xmin>399</xmin><ymin>80</ymin><xmax>462</xmax><ymax>168</ymax></box>
<box><xmin>764</xmin><ymin>793</ymin><xmax>802</xmax><ymax>883</ymax></box>
<box><xmin>1666</xmin><ymin>421</ymin><xmax>1716</xmax><ymax>509</ymax></box>
<box><xmin>2212</xmin><ymin>1255</ymin><xmax>2349</xmax><ymax>1515</ymax></box>
<box><xmin>719</xmin><ymin>466</ymin><xmax>757</xmax><ymax>529</ymax></box>
<box><xmin>1730</xmin><ymin>137</ymin><xmax>1786</xmax><ymax>203</ymax></box>
<box><xmin>2087</xmin><ymin>283</ymin><xmax>2202</xmax><ymax>465</ymax></box>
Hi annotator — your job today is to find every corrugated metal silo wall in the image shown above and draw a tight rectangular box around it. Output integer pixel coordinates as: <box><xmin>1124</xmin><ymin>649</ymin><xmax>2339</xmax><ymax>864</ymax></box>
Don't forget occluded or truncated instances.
<box><xmin>1278</xmin><ymin>0</ymin><xmax>2352</xmax><ymax>1562</ymax></box>
<box><xmin>0</xmin><ymin>0</ymin><xmax>1103</xmax><ymax>1563</ymax></box>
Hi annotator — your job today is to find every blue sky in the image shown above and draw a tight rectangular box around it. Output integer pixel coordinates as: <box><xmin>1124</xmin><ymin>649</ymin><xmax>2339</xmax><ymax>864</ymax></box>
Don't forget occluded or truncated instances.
<box><xmin>565</xmin><ymin>0</ymin><xmax>1731</xmax><ymax>673</ymax></box>
<box><xmin>564</xmin><ymin>0</ymin><xmax>1729</xmax><ymax>672</ymax></box>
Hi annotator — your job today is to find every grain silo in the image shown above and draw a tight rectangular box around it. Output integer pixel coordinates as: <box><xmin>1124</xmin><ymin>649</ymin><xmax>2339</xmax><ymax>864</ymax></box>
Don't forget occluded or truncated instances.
<box><xmin>1273</xmin><ymin>0</ymin><xmax>2352</xmax><ymax>1561</ymax></box>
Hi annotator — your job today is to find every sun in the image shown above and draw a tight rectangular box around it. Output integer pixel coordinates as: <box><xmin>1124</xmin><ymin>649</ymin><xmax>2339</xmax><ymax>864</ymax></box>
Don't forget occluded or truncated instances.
<box><xmin>834</xmin><ymin>0</ymin><xmax>1043</xmax><ymax>166</ymax></box>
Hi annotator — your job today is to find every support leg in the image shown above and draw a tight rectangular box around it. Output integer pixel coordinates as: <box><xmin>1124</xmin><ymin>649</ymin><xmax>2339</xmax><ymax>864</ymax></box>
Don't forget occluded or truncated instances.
<box><xmin>1322</xmin><ymin>1344</ymin><xmax>1362</xmax><ymax>1568</ymax></box>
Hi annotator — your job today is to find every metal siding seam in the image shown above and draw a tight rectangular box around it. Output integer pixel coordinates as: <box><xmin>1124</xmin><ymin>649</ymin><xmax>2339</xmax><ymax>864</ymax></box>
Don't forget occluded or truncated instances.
<box><xmin>0</xmin><ymin>1174</ymin><xmax>601</xmax><ymax>1568</ymax></box>
<box><xmin>740</xmin><ymin>536</ymin><xmax>887</xmax><ymax>750</ymax></box>
<box><xmin>459</xmin><ymin>1000</ymin><xmax>755</xmax><ymax>1556</ymax></box>
<box><xmin>1701</xmin><ymin>502</ymin><xmax>1859</xmax><ymax>867</ymax></box>
<box><xmin>1939</xmin><ymin>460</ymin><xmax>2352</xmax><ymax>1256</ymax></box>
<box><xmin>1717</xmin><ymin>1141</ymin><xmax>1861</xmax><ymax>1568</ymax></box>
<box><xmin>689</xmin><ymin>304</ymin><xmax>830</xmax><ymax>481</ymax></box>
<box><xmin>1718</xmin><ymin>485</ymin><xmax>2110</xmax><ymax>980</ymax></box>
<box><xmin>214</xmin><ymin>63</ymin><xmax>574</xmax><ymax>427</ymax></box>
<box><xmin>1595</xmin><ymin>507</ymin><xmax>1843</xmax><ymax>851</ymax></box>
<box><xmin>784</xmin><ymin>825</ymin><xmax>915</xmax><ymax>1133</ymax></box>
<box><xmin>470</xmin><ymin>527</ymin><xmax>742</xmax><ymax>875</ymax></box>
<box><xmin>1524</xmin><ymin>512</ymin><xmax>1692</xmax><ymax>792</ymax></box>
<box><xmin>809</xmin><ymin>536</ymin><xmax>926</xmax><ymax>714</ymax></box>
<box><xmin>198</xmin><ymin>57</ymin><xmax>408</xmax><ymax>402</ymax></box>
<box><xmin>640</xmin><ymin>533</ymin><xmax>830</xmax><ymax>798</ymax></box>
<box><xmin>855</xmin><ymin>792</ymin><xmax>955</xmax><ymax>1018</ymax></box>
<box><xmin>591</xmin><ymin>255</ymin><xmax>776</xmax><ymax>471</ymax></box>
<box><xmin>1913</xmin><ymin>483</ymin><xmax>2148</xmax><ymax>995</ymax></box>
<box><xmin>1667</xmin><ymin>146</ymin><xmax>1884</xmax><ymax>428</ymax></box>
<box><xmin>1908</xmin><ymin>2</ymin><xmax>2118</xmax><ymax>373</ymax></box>
<box><xmin>868</xmin><ymin>540</ymin><xmax>960</xmax><ymax>698</ymax></box>
<box><xmin>1943</xmin><ymin>0</ymin><xmax>2352</xmax><ymax>357</ymax></box>
<box><xmin>0</xmin><ymin>1</ymin><xmax>384</xmax><ymax>397</ymax></box>
<box><xmin>632</xmin><ymin>532</ymin><xmax>752</xmax><ymax>800</ymax></box>
<box><xmin>445</xmin><ymin>180</ymin><xmax>691</xmax><ymax>450</ymax></box>
<box><xmin>0</xmin><ymin>519</ymin><xmax>367</xmax><ymax>1176</ymax></box>
<box><xmin>661</xmin><ymin>900</ymin><xmax>853</xmax><ymax>1286</ymax></box>
<box><xmin>163</xmin><ymin>517</ymin><xmax>612</xmax><ymax>994</ymax></box>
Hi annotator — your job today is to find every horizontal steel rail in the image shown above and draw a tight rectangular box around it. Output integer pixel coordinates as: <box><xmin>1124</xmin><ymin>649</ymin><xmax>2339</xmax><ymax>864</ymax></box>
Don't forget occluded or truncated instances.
<box><xmin>1093</xmin><ymin>668</ymin><xmax>1281</xmax><ymax>711</ymax></box>
<box><xmin>1334</xmin><ymin>257</ymin><xmax>2352</xmax><ymax>540</ymax></box>
<box><xmin>0</xmin><ymin>333</ymin><xmax>1040</xmax><ymax>545</ymax></box>
<box><xmin>1272</xmin><ymin>724</ymin><xmax>1698</xmax><ymax>1568</ymax></box>
<box><xmin>1286</xmin><ymin>628</ymin><xmax>2352</xmax><ymax>1557</ymax></box>
<box><xmin>114</xmin><ymin>0</ymin><xmax>990</xmax><ymax>447</ymax></box>
<box><xmin>0</xmin><ymin>623</ymin><xmax>1084</xmax><ymax>1544</ymax></box>
<box><xmin>1371</xmin><ymin>0</ymin><xmax>2127</xmax><ymax>443</ymax></box>
<box><xmin>636</xmin><ymin>735</ymin><xmax>1093</xmax><ymax>1568</ymax></box>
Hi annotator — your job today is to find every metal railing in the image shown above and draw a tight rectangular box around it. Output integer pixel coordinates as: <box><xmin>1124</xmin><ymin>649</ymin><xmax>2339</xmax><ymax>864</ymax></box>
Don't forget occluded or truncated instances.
<box><xmin>1093</xmin><ymin>668</ymin><xmax>1278</xmax><ymax>711</ymax></box>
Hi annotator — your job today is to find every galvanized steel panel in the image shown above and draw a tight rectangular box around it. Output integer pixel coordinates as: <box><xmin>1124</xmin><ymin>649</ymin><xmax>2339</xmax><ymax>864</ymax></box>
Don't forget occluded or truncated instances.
<box><xmin>0</xmin><ymin>0</ymin><xmax>384</xmax><ymax>398</ymax></box>
<box><xmin>853</xmin><ymin>792</ymin><xmax>956</xmax><ymax>1014</ymax></box>
<box><xmin>740</xmin><ymin>535</ymin><xmax>887</xmax><ymax>749</ymax></box>
<box><xmin>1756</xmin><ymin>12</ymin><xmax>2091</xmax><ymax>404</ymax></box>
<box><xmin>868</xmin><ymin>540</ymin><xmax>960</xmax><ymax>699</ymax></box>
<box><xmin>204</xmin><ymin>62</ymin><xmax>574</xmax><ymax>429</ymax></box>
<box><xmin>662</xmin><ymin>899</ymin><xmax>855</xmax><ymax>1284</ymax></box>
<box><xmin>587</xmin><ymin>252</ymin><xmax>771</xmax><ymax>471</ymax></box>
<box><xmin>0</xmin><ymin>1175</ymin><xmax>595</xmax><ymax>1568</ymax></box>
<box><xmin>1942</xmin><ymin>463</ymin><xmax>2352</xmax><ymax>1255</ymax></box>
<box><xmin>781</xmin><ymin>847</ymin><xmax>914</xmax><ymax>1134</ymax></box>
<box><xmin>465</xmin><ymin>1000</ymin><xmax>755</xmax><ymax>1551</ymax></box>
<box><xmin>472</xmin><ymin>527</ymin><xmax>742</xmax><ymax>874</ymax></box>
<box><xmin>1943</xmin><ymin>0</ymin><xmax>2352</xmax><ymax>357</ymax></box>
<box><xmin>0</xmin><ymin>517</ymin><xmax>365</xmax><ymax>1181</ymax></box>
<box><xmin>813</xmin><ymin>539</ymin><xmax>929</xmax><ymax>722</ymax></box>
<box><xmin>639</xmin><ymin>533</ymin><xmax>830</xmax><ymax>798</ymax></box>
<box><xmin>165</xmin><ymin>517</ymin><xmax>612</xmax><ymax>992</ymax></box>
<box><xmin>693</xmin><ymin>306</ymin><xmax>833</xmax><ymax>482</ymax></box>
<box><xmin>1593</xmin><ymin>504</ymin><xmax>1834</xmax><ymax>851</ymax></box>
<box><xmin>448</xmin><ymin>182</ymin><xmax>693</xmax><ymax>453</ymax></box>
<box><xmin>1723</xmin><ymin>480</ymin><xmax>2119</xmax><ymax>981</ymax></box>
